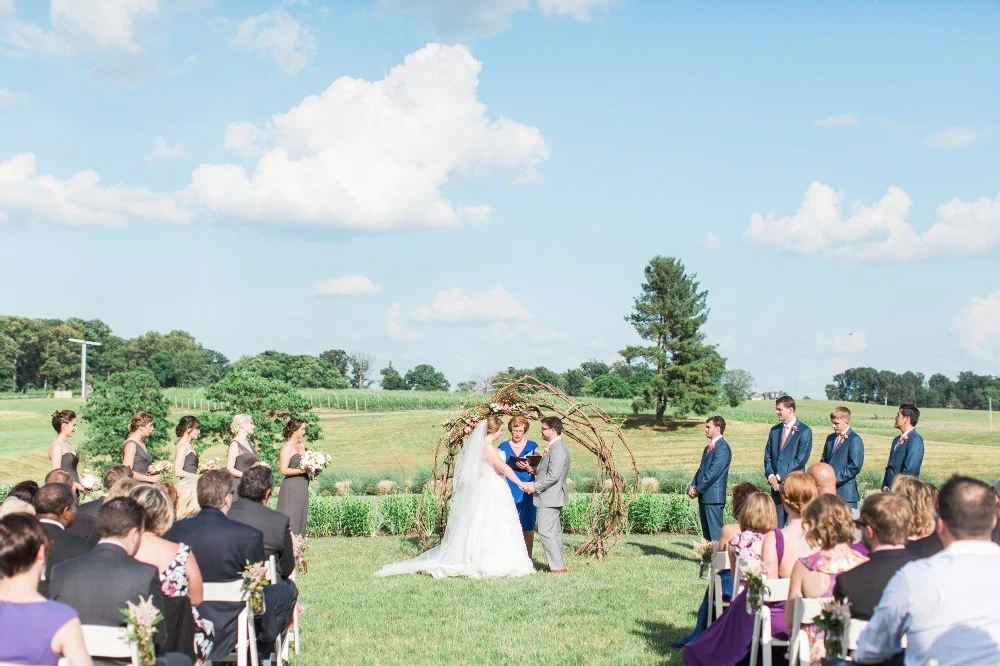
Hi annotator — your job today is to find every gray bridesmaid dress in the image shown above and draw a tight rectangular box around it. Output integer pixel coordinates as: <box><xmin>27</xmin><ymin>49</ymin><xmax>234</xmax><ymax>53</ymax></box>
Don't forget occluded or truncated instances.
<box><xmin>182</xmin><ymin>451</ymin><xmax>199</xmax><ymax>475</ymax></box>
<box><xmin>277</xmin><ymin>453</ymin><xmax>309</xmax><ymax>536</ymax></box>
<box><xmin>232</xmin><ymin>441</ymin><xmax>259</xmax><ymax>491</ymax></box>
<box><xmin>60</xmin><ymin>451</ymin><xmax>80</xmax><ymax>484</ymax></box>
<box><xmin>127</xmin><ymin>440</ymin><xmax>153</xmax><ymax>476</ymax></box>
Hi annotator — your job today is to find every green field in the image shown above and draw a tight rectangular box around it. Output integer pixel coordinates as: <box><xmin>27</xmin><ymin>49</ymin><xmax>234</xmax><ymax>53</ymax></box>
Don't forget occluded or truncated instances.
<box><xmin>2</xmin><ymin>394</ymin><xmax>998</xmax><ymax>485</ymax></box>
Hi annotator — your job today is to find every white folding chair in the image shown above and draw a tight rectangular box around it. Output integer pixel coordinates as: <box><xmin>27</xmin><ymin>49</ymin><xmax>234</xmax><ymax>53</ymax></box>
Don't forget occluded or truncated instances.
<box><xmin>202</xmin><ymin>579</ymin><xmax>258</xmax><ymax>666</ymax></box>
<box><xmin>707</xmin><ymin>550</ymin><xmax>731</xmax><ymax>625</ymax></box>
<box><xmin>264</xmin><ymin>555</ymin><xmax>288</xmax><ymax>666</ymax></box>
<box><xmin>848</xmin><ymin>618</ymin><xmax>867</xmax><ymax>651</ymax></box>
<box><xmin>80</xmin><ymin>625</ymin><xmax>138</xmax><ymax>665</ymax></box>
<box><xmin>287</xmin><ymin>569</ymin><xmax>301</xmax><ymax>655</ymax></box>
<box><xmin>786</xmin><ymin>596</ymin><xmax>829</xmax><ymax>666</ymax></box>
<box><xmin>748</xmin><ymin>578</ymin><xmax>791</xmax><ymax>666</ymax></box>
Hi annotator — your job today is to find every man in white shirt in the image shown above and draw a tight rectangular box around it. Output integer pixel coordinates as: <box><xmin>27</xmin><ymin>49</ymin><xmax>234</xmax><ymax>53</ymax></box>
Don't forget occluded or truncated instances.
<box><xmin>854</xmin><ymin>475</ymin><xmax>1000</xmax><ymax>666</ymax></box>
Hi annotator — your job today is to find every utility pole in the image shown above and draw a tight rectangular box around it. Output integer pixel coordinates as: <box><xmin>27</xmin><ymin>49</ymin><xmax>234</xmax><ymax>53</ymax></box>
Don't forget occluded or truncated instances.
<box><xmin>68</xmin><ymin>338</ymin><xmax>101</xmax><ymax>399</ymax></box>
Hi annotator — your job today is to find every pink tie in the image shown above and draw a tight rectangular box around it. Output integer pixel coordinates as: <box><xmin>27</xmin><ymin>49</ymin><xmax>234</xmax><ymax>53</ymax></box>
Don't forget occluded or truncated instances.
<box><xmin>780</xmin><ymin>427</ymin><xmax>790</xmax><ymax>449</ymax></box>
<box><xmin>835</xmin><ymin>433</ymin><xmax>845</xmax><ymax>447</ymax></box>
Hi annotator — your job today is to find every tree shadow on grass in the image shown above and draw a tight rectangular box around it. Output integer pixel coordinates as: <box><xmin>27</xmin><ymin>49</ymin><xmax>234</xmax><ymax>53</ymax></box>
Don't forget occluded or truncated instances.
<box><xmin>626</xmin><ymin>541</ymin><xmax>696</xmax><ymax>562</ymax></box>
<box><xmin>621</xmin><ymin>415</ymin><xmax>702</xmax><ymax>433</ymax></box>
<box><xmin>633</xmin><ymin>620</ymin><xmax>686</xmax><ymax>664</ymax></box>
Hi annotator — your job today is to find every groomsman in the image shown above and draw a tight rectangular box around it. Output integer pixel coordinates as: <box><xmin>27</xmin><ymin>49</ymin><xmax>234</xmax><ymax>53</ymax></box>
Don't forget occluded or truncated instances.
<box><xmin>763</xmin><ymin>396</ymin><xmax>813</xmax><ymax>526</ymax></box>
<box><xmin>881</xmin><ymin>403</ymin><xmax>924</xmax><ymax>491</ymax></box>
<box><xmin>688</xmin><ymin>416</ymin><xmax>732</xmax><ymax>541</ymax></box>
<box><xmin>820</xmin><ymin>406</ymin><xmax>864</xmax><ymax>510</ymax></box>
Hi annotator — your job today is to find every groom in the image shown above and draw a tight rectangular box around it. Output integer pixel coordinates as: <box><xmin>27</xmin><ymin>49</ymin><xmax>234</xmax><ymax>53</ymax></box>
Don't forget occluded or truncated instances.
<box><xmin>530</xmin><ymin>416</ymin><xmax>571</xmax><ymax>574</ymax></box>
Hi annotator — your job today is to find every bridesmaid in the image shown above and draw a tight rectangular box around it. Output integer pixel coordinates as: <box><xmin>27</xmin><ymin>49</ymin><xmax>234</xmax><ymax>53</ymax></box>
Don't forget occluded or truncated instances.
<box><xmin>277</xmin><ymin>418</ymin><xmax>309</xmax><ymax>536</ymax></box>
<box><xmin>122</xmin><ymin>412</ymin><xmax>160</xmax><ymax>483</ymax></box>
<box><xmin>497</xmin><ymin>415</ymin><xmax>538</xmax><ymax>555</ymax></box>
<box><xmin>172</xmin><ymin>415</ymin><xmax>201</xmax><ymax>480</ymax></box>
<box><xmin>226</xmin><ymin>414</ymin><xmax>259</xmax><ymax>490</ymax></box>
<box><xmin>48</xmin><ymin>410</ymin><xmax>84</xmax><ymax>494</ymax></box>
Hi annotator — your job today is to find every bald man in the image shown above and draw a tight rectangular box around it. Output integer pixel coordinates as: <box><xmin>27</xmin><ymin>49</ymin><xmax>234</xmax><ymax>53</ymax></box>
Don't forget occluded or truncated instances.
<box><xmin>807</xmin><ymin>462</ymin><xmax>838</xmax><ymax>496</ymax></box>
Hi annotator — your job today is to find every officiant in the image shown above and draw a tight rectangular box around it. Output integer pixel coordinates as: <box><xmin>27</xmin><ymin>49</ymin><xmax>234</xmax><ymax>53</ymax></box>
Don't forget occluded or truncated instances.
<box><xmin>498</xmin><ymin>416</ymin><xmax>539</xmax><ymax>555</ymax></box>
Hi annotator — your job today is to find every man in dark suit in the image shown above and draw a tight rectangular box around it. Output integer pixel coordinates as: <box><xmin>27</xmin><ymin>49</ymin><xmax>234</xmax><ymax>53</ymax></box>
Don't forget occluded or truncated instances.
<box><xmin>834</xmin><ymin>493</ymin><xmax>915</xmax><ymax>619</ymax></box>
<box><xmin>228</xmin><ymin>465</ymin><xmax>299</xmax><ymax>649</ymax></box>
<box><xmin>45</xmin><ymin>468</ymin><xmax>97</xmax><ymax>544</ymax></box>
<box><xmin>77</xmin><ymin>465</ymin><xmax>133</xmax><ymax>519</ymax></box>
<box><xmin>50</xmin><ymin>497</ymin><xmax>191</xmax><ymax>666</ymax></box>
<box><xmin>688</xmin><ymin>415</ymin><xmax>732</xmax><ymax>541</ymax></box>
<box><xmin>881</xmin><ymin>404</ymin><xmax>924</xmax><ymax>491</ymax></box>
<box><xmin>33</xmin><ymin>483</ymin><xmax>93</xmax><ymax>597</ymax></box>
<box><xmin>165</xmin><ymin>470</ymin><xmax>265</xmax><ymax>660</ymax></box>
<box><xmin>764</xmin><ymin>396</ymin><xmax>813</xmax><ymax>526</ymax></box>
<box><xmin>820</xmin><ymin>406</ymin><xmax>864</xmax><ymax>511</ymax></box>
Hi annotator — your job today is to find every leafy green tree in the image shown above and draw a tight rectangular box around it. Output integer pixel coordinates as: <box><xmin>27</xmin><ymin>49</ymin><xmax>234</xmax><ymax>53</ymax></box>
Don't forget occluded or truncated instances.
<box><xmin>580</xmin><ymin>359</ymin><xmax>611</xmax><ymax>380</ymax></box>
<box><xmin>380</xmin><ymin>363</ymin><xmax>407</xmax><ymax>390</ymax></box>
<box><xmin>147</xmin><ymin>350</ymin><xmax>176</xmax><ymax>387</ymax></box>
<box><xmin>0</xmin><ymin>332</ymin><xmax>18</xmax><ymax>391</ymax></box>
<box><xmin>611</xmin><ymin>360</ymin><xmax>655</xmax><ymax>397</ymax></box>
<box><xmin>621</xmin><ymin>256</ymin><xmax>726</xmax><ymax>423</ymax></box>
<box><xmin>404</xmin><ymin>364</ymin><xmax>450</xmax><ymax>391</ymax></box>
<box><xmin>319</xmin><ymin>349</ymin><xmax>350</xmax><ymax>378</ymax></box>
<box><xmin>81</xmin><ymin>369</ymin><xmax>171</xmax><ymax>471</ymax></box>
<box><xmin>586</xmin><ymin>373</ymin><xmax>632</xmax><ymax>399</ymax></box>
<box><xmin>563</xmin><ymin>369</ymin><xmax>591</xmax><ymax>396</ymax></box>
<box><xmin>721</xmin><ymin>368</ymin><xmax>755</xmax><ymax>407</ymax></box>
<box><xmin>200</xmin><ymin>370</ymin><xmax>321</xmax><ymax>467</ymax></box>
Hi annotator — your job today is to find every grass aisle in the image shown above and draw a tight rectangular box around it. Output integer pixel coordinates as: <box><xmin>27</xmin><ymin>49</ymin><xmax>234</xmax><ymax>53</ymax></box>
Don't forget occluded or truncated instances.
<box><xmin>295</xmin><ymin>534</ymin><xmax>704</xmax><ymax>665</ymax></box>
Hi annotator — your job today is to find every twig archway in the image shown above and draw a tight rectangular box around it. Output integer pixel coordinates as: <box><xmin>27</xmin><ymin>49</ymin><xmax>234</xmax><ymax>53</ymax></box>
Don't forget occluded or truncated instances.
<box><xmin>432</xmin><ymin>376</ymin><xmax>639</xmax><ymax>558</ymax></box>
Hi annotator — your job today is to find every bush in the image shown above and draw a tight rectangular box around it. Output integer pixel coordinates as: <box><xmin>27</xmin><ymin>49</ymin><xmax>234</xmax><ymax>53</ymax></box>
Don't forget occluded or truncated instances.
<box><xmin>82</xmin><ymin>369</ymin><xmax>171</xmax><ymax>472</ymax></box>
<box><xmin>379</xmin><ymin>494</ymin><xmax>415</xmax><ymax>535</ymax></box>
<box><xmin>560</xmin><ymin>496</ymin><xmax>593</xmax><ymax>534</ymax></box>
<box><xmin>339</xmin><ymin>497</ymin><xmax>373</xmax><ymax>536</ymax></box>
<box><xmin>627</xmin><ymin>492</ymin><xmax>667</xmax><ymax>534</ymax></box>
<box><xmin>307</xmin><ymin>496</ymin><xmax>341</xmax><ymax>537</ymax></box>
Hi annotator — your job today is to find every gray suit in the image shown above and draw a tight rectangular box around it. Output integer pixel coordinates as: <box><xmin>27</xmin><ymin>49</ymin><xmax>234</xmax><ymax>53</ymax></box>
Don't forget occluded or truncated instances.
<box><xmin>532</xmin><ymin>436</ymin><xmax>570</xmax><ymax>570</ymax></box>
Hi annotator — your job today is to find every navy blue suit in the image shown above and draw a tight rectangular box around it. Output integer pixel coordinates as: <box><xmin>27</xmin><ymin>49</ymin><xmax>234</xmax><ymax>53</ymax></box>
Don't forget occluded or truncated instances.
<box><xmin>820</xmin><ymin>428</ymin><xmax>864</xmax><ymax>508</ymax></box>
<box><xmin>691</xmin><ymin>437</ymin><xmax>731</xmax><ymax>541</ymax></box>
<box><xmin>763</xmin><ymin>419</ymin><xmax>812</xmax><ymax>525</ymax></box>
<box><xmin>881</xmin><ymin>429</ymin><xmax>924</xmax><ymax>490</ymax></box>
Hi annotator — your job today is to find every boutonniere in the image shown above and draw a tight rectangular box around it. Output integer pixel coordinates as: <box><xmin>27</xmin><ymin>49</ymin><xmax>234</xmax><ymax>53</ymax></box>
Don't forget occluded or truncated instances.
<box><xmin>790</xmin><ymin>424</ymin><xmax>799</xmax><ymax>434</ymax></box>
<box><xmin>899</xmin><ymin>432</ymin><xmax>909</xmax><ymax>443</ymax></box>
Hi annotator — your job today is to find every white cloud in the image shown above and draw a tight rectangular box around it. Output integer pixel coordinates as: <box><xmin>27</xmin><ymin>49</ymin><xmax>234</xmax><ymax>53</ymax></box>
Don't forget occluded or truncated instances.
<box><xmin>232</xmin><ymin>9</ymin><xmax>316</xmax><ymax>75</ymax></box>
<box><xmin>186</xmin><ymin>43</ymin><xmax>548</xmax><ymax>230</ymax></box>
<box><xmin>537</xmin><ymin>0</ymin><xmax>621</xmax><ymax>21</ymax></box>
<box><xmin>313</xmin><ymin>274</ymin><xmax>379</xmax><ymax>296</ymax></box>
<box><xmin>816</xmin><ymin>331</ymin><xmax>868</xmax><ymax>354</ymax></box>
<box><xmin>0</xmin><ymin>152</ymin><xmax>190</xmax><ymax>225</ymax></box>
<box><xmin>413</xmin><ymin>284</ymin><xmax>532</xmax><ymax>323</ymax></box>
<box><xmin>699</xmin><ymin>232</ymin><xmax>721</xmax><ymax>248</ymax></box>
<box><xmin>745</xmin><ymin>182</ymin><xmax>1000</xmax><ymax>261</ymax></box>
<box><xmin>0</xmin><ymin>0</ymin><xmax>13</xmax><ymax>15</ymax></box>
<box><xmin>386</xmin><ymin>302</ymin><xmax>423</xmax><ymax>341</ymax></box>
<box><xmin>167</xmin><ymin>53</ymin><xmax>197</xmax><ymax>76</ymax></box>
<box><xmin>2</xmin><ymin>0</ymin><xmax>159</xmax><ymax>56</ymax></box>
<box><xmin>953</xmin><ymin>292</ymin><xmax>1000</xmax><ymax>361</ymax></box>
<box><xmin>815</xmin><ymin>112</ymin><xmax>861</xmax><ymax>128</ymax></box>
<box><xmin>924</xmin><ymin>125</ymin><xmax>992</xmax><ymax>148</ymax></box>
<box><xmin>0</xmin><ymin>88</ymin><xmax>26</xmax><ymax>108</ymax></box>
<box><xmin>145</xmin><ymin>136</ymin><xmax>185</xmax><ymax>161</ymax></box>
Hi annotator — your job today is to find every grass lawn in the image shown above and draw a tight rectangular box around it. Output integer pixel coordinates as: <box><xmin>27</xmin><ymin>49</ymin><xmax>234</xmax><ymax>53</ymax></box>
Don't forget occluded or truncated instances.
<box><xmin>294</xmin><ymin>534</ymin><xmax>703</xmax><ymax>665</ymax></box>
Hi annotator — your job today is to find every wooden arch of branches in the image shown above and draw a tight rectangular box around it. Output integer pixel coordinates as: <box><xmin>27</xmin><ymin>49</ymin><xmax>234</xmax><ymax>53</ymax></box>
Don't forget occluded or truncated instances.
<box><xmin>432</xmin><ymin>376</ymin><xmax>639</xmax><ymax>558</ymax></box>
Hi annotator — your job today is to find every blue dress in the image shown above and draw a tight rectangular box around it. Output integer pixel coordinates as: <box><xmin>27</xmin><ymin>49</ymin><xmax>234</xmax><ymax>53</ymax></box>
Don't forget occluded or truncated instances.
<box><xmin>497</xmin><ymin>439</ymin><xmax>538</xmax><ymax>531</ymax></box>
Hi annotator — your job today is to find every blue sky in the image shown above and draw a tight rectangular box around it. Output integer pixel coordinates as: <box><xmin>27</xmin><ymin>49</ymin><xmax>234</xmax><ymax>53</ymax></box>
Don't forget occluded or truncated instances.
<box><xmin>1</xmin><ymin>0</ymin><xmax>998</xmax><ymax>396</ymax></box>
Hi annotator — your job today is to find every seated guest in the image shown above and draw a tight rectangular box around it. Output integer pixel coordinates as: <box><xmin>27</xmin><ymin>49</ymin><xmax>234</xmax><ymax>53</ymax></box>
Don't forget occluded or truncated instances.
<box><xmin>892</xmin><ymin>475</ymin><xmax>943</xmax><ymax>558</ymax></box>
<box><xmin>129</xmin><ymin>484</ymin><xmax>214</xmax><ymax>663</ymax></box>
<box><xmin>7</xmin><ymin>480</ymin><xmax>40</xmax><ymax>504</ymax></box>
<box><xmin>786</xmin><ymin>494</ymin><xmax>867</xmax><ymax>664</ymax></box>
<box><xmin>45</xmin><ymin>469</ymin><xmax>97</xmax><ymax>544</ymax></box>
<box><xmin>683</xmin><ymin>492</ymin><xmax>779</xmax><ymax>666</ymax></box>
<box><xmin>1</xmin><ymin>496</ymin><xmax>36</xmax><ymax>517</ymax></box>
<box><xmin>806</xmin><ymin>462</ymin><xmax>838</xmax><ymax>496</ymax></box>
<box><xmin>50</xmin><ymin>498</ymin><xmax>191</xmax><ymax>666</ymax></box>
<box><xmin>32</xmin><ymin>483</ymin><xmax>93</xmax><ymax>597</ymax></box>
<box><xmin>761</xmin><ymin>472</ymin><xmax>820</xmax><ymax>628</ymax></box>
<box><xmin>0</xmin><ymin>514</ymin><xmax>92</xmax><ymax>666</ymax></box>
<box><xmin>228</xmin><ymin>466</ymin><xmax>299</xmax><ymax>649</ymax></box>
<box><xmin>78</xmin><ymin>465</ymin><xmax>133</xmax><ymax>519</ymax></box>
<box><xmin>833</xmin><ymin>493</ymin><xmax>914</xmax><ymax>620</ymax></box>
<box><xmin>855</xmin><ymin>476</ymin><xmax>1000</xmax><ymax>666</ymax></box>
<box><xmin>165</xmin><ymin>470</ymin><xmax>265</xmax><ymax>661</ymax></box>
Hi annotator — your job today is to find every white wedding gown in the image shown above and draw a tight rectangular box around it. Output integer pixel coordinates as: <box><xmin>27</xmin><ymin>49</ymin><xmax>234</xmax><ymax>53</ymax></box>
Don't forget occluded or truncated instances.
<box><xmin>376</xmin><ymin>421</ymin><xmax>535</xmax><ymax>579</ymax></box>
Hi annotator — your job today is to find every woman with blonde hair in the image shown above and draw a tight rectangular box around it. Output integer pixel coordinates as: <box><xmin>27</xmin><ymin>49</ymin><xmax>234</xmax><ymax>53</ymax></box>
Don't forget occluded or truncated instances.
<box><xmin>129</xmin><ymin>484</ymin><xmax>214</xmax><ymax>663</ymax></box>
<box><xmin>226</xmin><ymin>414</ymin><xmax>259</xmax><ymax>489</ymax></box>
<box><xmin>891</xmin><ymin>475</ymin><xmax>936</xmax><ymax>539</ymax></box>
<box><xmin>377</xmin><ymin>415</ymin><xmax>534</xmax><ymax>578</ymax></box>
<box><xmin>122</xmin><ymin>411</ymin><xmax>160</xmax><ymax>483</ymax></box>
<box><xmin>785</xmin><ymin>494</ymin><xmax>867</xmax><ymax>663</ymax></box>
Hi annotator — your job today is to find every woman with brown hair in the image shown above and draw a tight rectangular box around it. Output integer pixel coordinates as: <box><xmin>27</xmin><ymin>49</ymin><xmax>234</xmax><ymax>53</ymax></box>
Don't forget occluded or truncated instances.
<box><xmin>497</xmin><ymin>415</ymin><xmax>539</xmax><ymax>554</ymax></box>
<box><xmin>785</xmin><ymin>494</ymin><xmax>868</xmax><ymax>663</ymax></box>
<box><xmin>48</xmin><ymin>410</ymin><xmax>84</xmax><ymax>493</ymax></box>
<box><xmin>172</xmin><ymin>415</ymin><xmax>202</xmax><ymax>480</ymax></box>
<box><xmin>122</xmin><ymin>411</ymin><xmax>160</xmax><ymax>483</ymax></box>
<box><xmin>277</xmin><ymin>418</ymin><xmax>311</xmax><ymax>536</ymax></box>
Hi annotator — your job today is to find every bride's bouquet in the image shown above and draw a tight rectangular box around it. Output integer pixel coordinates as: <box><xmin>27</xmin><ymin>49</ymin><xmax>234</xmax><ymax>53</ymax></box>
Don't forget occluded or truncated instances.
<box><xmin>298</xmin><ymin>449</ymin><xmax>330</xmax><ymax>477</ymax></box>
<box><xmin>197</xmin><ymin>458</ymin><xmax>220</xmax><ymax>473</ymax></box>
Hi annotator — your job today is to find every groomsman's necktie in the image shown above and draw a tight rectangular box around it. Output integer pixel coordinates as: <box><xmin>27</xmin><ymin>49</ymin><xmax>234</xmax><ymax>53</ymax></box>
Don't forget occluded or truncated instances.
<box><xmin>780</xmin><ymin>426</ymin><xmax>791</xmax><ymax>449</ymax></box>
<box><xmin>835</xmin><ymin>432</ymin><xmax>846</xmax><ymax>448</ymax></box>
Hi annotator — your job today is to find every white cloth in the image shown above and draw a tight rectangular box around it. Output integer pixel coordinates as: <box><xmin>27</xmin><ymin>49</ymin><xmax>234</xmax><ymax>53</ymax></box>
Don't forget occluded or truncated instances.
<box><xmin>376</xmin><ymin>421</ymin><xmax>534</xmax><ymax>579</ymax></box>
<box><xmin>854</xmin><ymin>539</ymin><xmax>1000</xmax><ymax>666</ymax></box>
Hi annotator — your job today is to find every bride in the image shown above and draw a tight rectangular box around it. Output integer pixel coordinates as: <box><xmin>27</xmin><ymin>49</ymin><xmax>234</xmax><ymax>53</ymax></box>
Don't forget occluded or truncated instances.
<box><xmin>376</xmin><ymin>416</ymin><xmax>536</xmax><ymax>579</ymax></box>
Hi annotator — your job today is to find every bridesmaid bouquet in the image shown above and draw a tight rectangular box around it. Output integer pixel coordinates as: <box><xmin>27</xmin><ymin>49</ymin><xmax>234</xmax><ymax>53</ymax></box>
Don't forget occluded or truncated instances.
<box><xmin>692</xmin><ymin>539</ymin><xmax>717</xmax><ymax>580</ymax></box>
<box><xmin>147</xmin><ymin>460</ymin><xmax>172</xmax><ymax>476</ymax></box>
<box><xmin>197</xmin><ymin>458</ymin><xmax>220</xmax><ymax>472</ymax></box>
<box><xmin>742</xmin><ymin>559</ymin><xmax>769</xmax><ymax>615</ymax></box>
<box><xmin>242</xmin><ymin>560</ymin><xmax>269</xmax><ymax>615</ymax></box>
<box><xmin>299</xmin><ymin>449</ymin><xmax>330</xmax><ymax>477</ymax></box>
<box><xmin>814</xmin><ymin>598</ymin><xmax>852</xmax><ymax>658</ymax></box>
<box><xmin>292</xmin><ymin>533</ymin><xmax>309</xmax><ymax>574</ymax></box>
<box><xmin>120</xmin><ymin>595</ymin><xmax>162</xmax><ymax>666</ymax></box>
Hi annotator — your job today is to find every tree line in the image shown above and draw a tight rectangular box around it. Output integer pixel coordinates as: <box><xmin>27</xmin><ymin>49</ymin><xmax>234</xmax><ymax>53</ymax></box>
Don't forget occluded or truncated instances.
<box><xmin>824</xmin><ymin>367</ymin><xmax>1000</xmax><ymax>410</ymax></box>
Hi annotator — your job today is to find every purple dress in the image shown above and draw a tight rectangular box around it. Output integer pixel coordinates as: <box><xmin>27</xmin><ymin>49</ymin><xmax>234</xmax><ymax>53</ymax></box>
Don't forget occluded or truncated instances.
<box><xmin>683</xmin><ymin>529</ymin><xmax>789</xmax><ymax>666</ymax></box>
<box><xmin>0</xmin><ymin>599</ymin><xmax>78</xmax><ymax>665</ymax></box>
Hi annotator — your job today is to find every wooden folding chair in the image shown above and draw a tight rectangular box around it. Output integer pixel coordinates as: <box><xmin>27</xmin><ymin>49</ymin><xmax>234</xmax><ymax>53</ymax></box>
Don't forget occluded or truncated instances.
<box><xmin>202</xmin><ymin>580</ymin><xmax>258</xmax><ymax>666</ymax></box>
<box><xmin>747</xmin><ymin>578</ymin><xmax>792</xmax><ymax>666</ymax></box>
<box><xmin>707</xmin><ymin>550</ymin><xmax>731</xmax><ymax>625</ymax></box>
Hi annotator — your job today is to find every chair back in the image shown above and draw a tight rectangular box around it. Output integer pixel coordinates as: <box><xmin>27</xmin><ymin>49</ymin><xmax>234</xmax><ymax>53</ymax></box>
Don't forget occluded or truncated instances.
<box><xmin>266</xmin><ymin>554</ymin><xmax>279</xmax><ymax>585</ymax></box>
<box><xmin>202</xmin><ymin>579</ymin><xmax>245</xmax><ymax>602</ymax></box>
<box><xmin>847</xmin><ymin>618</ymin><xmax>867</xmax><ymax>650</ymax></box>
<box><xmin>80</xmin><ymin>625</ymin><xmax>138</xmax><ymax>664</ymax></box>
<box><xmin>787</xmin><ymin>596</ymin><xmax>830</xmax><ymax>666</ymax></box>
<box><xmin>201</xmin><ymin>579</ymin><xmax>257</xmax><ymax>666</ymax></box>
<box><xmin>707</xmin><ymin>550</ymin><xmax>731</xmax><ymax>625</ymax></box>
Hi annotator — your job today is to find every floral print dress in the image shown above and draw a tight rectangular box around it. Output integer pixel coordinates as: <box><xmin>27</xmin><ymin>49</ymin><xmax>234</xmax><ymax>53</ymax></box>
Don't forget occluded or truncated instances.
<box><xmin>161</xmin><ymin>543</ymin><xmax>214</xmax><ymax>665</ymax></box>
<box><xmin>798</xmin><ymin>549</ymin><xmax>868</xmax><ymax>665</ymax></box>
